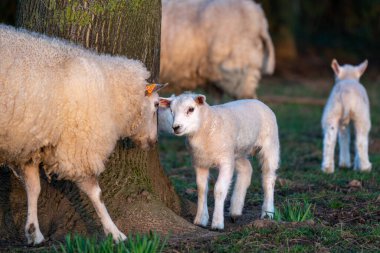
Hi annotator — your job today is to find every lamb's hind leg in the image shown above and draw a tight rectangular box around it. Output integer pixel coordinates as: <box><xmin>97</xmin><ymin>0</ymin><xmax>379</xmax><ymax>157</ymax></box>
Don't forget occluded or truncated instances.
<box><xmin>338</xmin><ymin>125</ymin><xmax>351</xmax><ymax>168</ymax></box>
<box><xmin>260</xmin><ymin>141</ymin><xmax>279</xmax><ymax>219</ymax></box>
<box><xmin>23</xmin><ymin>162</ymin><xmax>45</xmax><ymax>245</ymax></box>
<box><xmin>77</xmin><ymin>177</ymin><xmax>126</xmax><ymax>241</ymax></box>
<box><xmin>230</xmin><ymin>158</ymin><xmax>252</xmax><ymax>221</ymax></box>
<box><xmin>354</xmin><ymin>120</ymin><xmax>372</xmax><ymax>172</ymax></box>
<box><xmin>322</xmin><ymin>121</ymin><xmax>339</xmax><ymax>173</ymax></box>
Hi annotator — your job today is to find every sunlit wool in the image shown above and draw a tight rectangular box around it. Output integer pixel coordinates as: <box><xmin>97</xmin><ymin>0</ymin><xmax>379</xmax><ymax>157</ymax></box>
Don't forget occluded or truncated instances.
<box><xmin>160</xmin><ymin>0</ymin><xmax>275</xmax><ymax>99</ymax></box>
<box><xmin>160</xmin><ymin>93</ymin><xmax>280</xmax><ymax>230</ymax></box>
<box><xmin>0</xmin><ymin>24</ymin><xmax>160</xmax><ymax>244</ymax></box>
<box><xmin>321</xmin><ymin>59</ymin><xmax>371</xmax><ymax>173</ymax></box>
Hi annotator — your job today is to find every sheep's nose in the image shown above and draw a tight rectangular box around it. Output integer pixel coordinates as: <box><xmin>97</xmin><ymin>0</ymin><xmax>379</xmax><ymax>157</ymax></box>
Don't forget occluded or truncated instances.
<box><xmin>173</xmin><ymin>125</ymin><xmax>181</xmax><ymax>133</ymax></box>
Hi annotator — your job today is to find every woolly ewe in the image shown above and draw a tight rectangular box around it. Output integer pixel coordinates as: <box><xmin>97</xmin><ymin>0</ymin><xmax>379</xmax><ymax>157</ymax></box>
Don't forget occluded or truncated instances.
<box><xmin>321</xmin><ymin>59</ymin><xmax>371</xmax><ymax>173</ymax></box>
<box><xmin>160</xmin><ymin>94</ymin><xmax>280</xmax><ymax>229</ymax></box>
<box><xmin>0</xmin><ymin>24</ymin><xmax>165</xmax><ymax>244</ymax></box>
<box><xmin>160</xmin><ymin>0</ymin><xmax>275</xmax><ymax>99</ymax></box>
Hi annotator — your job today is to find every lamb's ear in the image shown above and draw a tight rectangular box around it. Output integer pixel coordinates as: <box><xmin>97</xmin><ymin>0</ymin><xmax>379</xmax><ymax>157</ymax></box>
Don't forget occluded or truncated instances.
<box><xmin>356</xmin><ymin>59</ymin><xmax>368</xmax><ymax>78</ymax></box>
<box><xmin>159</xmin><ymin>97</ymin><xmax>172</xmax><ymax>108</ymax></box>
<box><xmin>331</xmin><ymin>59</ymin><xmax>341</xmax><ymax>76</ymax></box>
<box><xmin>194</xmin><ymin>95</ymin><xmax>206</xmax><ymax>105</ymax></box>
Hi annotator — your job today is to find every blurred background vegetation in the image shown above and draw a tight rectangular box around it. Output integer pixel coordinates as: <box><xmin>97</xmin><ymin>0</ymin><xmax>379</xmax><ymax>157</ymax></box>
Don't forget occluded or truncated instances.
<box><xmin>1</xmin><ymin>0</ymin><xmax>379</xmax><ymax>75</ymax></box>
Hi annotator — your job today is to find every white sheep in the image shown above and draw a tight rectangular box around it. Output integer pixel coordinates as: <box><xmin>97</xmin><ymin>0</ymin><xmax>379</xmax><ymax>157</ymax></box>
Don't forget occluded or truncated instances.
<box><xmin>160</xmin><ymin>0</ymin><xmax>275</xmax><ymax>99</ymax></box>
<box><xmin>159</xmin><ymin>93</ymin><xmax>280</xmax><ymax>230</ymax></box>
<box><xmin>0</xmin><ymin>24</ymin><xmax>165</xmax><ymax>244</ymax></box>
<box><xmin>321</xmin><ymin>59</ymin><xmax>371</xmax><ymax>173</ymax></box>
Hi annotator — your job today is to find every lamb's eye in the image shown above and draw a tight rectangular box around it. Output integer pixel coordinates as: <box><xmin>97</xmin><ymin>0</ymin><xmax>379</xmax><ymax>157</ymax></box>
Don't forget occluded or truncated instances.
<box><xmin>154</xmin><ymin>102</ymin><xmax>159</xmax><ymax>108</ymax></box>
<box><xmin>187</xmin><ymin>107</ymin><xmax>194</xmax><ymax>114</ymax></box>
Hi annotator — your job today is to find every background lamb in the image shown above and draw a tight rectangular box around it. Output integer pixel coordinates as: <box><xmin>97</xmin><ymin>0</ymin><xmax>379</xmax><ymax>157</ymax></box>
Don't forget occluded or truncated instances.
<box><xmin>160</xmin><ymin>0</ymin><xmax>275</xmax><ymax>99</ymax></box>
<box><xmin>321</xmin><ymin>59</ymin><xmax>371</xmax><ymax>174</ymax></box>
<box><xmin>159</xmin><ymin>93</ymin><xmax>280</xmax><ymax>230</ymax></box>
<box><xmin>0</xmin><ymin>24</ymin><xmax>164</xmax><ymax>244</ymax></box>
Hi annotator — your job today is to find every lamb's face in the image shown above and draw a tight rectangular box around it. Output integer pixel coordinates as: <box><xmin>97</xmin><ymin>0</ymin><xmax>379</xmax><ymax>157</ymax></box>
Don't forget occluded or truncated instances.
<box><xmin>160</xmin><ymin>94</ymin><xmax>206</xmax><ymax>136</ymax></box>
<box><xmin>331</xmin><ymin>59</ymin><xmax>368</xmax><ymax>82</ymax></box>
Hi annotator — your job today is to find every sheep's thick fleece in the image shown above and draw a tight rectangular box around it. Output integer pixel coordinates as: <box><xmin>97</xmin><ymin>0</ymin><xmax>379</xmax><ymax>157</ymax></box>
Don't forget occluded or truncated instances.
<box><xmin>160</xmin><ymin>0</ymin><xmax>275</xmax><ymax>99</ymax></box>
<box><xmin>0</xmin><ymin>24</ymin><xmax>149</xmax><ymax>180</ymax></box>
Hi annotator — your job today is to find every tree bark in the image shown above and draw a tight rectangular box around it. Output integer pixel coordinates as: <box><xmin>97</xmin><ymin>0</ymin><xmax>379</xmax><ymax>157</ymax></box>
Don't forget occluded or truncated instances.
<box><xmin>0</xmin><ymin>0</ymin><xmax>198</xmax><ymax>246</ymax></box>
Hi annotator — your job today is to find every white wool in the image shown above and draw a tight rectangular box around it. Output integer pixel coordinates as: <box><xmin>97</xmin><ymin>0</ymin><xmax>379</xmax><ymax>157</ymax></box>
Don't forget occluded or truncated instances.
<box><xmin>0</xmin><ymin>24</ymin><xmax>161</xmax><ymax>244</ymax></box>
<box><xmin>160</xmin><ymin>0</ymin><xmax>275</xmax><ymax>99</ymax></box>
<box><xmin>321</xmin><ymin>59</ymin><xmax>371</xmax><ymax>173</ymax></box>
<box><xmin>160</xmin><ymin>93</ymin><xmax>280</xmax><ymax>229</ymax></box>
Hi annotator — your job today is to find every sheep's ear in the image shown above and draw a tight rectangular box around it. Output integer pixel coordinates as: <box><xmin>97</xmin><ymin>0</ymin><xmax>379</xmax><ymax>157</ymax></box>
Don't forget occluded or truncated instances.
<box><xmin>194</xmin><ymin>95</ymin><xmax>206</xmax><ymax>105</ymax></box>
<box><xmin>356</xmin><ymin>59</ymin><xmax>368</xmax><ymax>78</ymax></box>
<box><xmin>159</xmin><ymin>97</ymin><xmax>172</xmax><ymax>108</ymax></box>
<box><xmin>153</xmin><ymin>83</ymin><xmax>169</xmax><ymax>93</ymax></box>
<box><xmin>331</xmin><ymin>59</ymin><xmax>341</xmax><ymax>76</ymax></box>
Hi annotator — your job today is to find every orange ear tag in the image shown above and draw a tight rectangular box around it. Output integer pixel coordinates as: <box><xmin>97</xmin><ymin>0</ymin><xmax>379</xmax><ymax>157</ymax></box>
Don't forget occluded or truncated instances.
<box><xmin>145</xmin><ymin>83</ymin><xmax>156</xmax><ymax>96</ymax></box>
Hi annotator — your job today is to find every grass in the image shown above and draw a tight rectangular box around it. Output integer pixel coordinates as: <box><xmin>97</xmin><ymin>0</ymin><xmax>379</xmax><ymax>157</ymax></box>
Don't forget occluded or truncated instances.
<box><xmin>54</xmin><ymin>232</ymin><xmax>166</xmax><ymax>253</ymax></box>
<box><xmin>274</xmin><ymin>199</ymin><xmax>314</xmax><ymax>222</ymax></box>
<box><xmin>158</xmin><ymin>77</ymin><xmax>380</xmax><ymax>252</ymax></box>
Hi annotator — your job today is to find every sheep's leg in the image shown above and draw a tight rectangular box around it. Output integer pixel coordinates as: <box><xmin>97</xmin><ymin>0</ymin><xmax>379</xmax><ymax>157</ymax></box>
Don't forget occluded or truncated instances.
<box><xmin>322</xmin><ymin>122</ymin><xmax>339</xmax><ymax>173</ymax></box>
<box><xmin>354</xmin><ymin>122</ymin><xmax>371</xmax><ymax>171</ymax></box>
<box><xmin>193</xmin><ymin>167</ymin><xmax>209</xmax><ymax>227</ymax></box>
<box><xmin>338</xmin><ymin>125</ymin><xmax>351</xmax><ymax>168</ymax></box>
<box><xmin>77</xmin><ymin>177</ymin><xmax>126</xmax><ymax>242</ymax></box>
<box><xmin>23</xmin><ymin>163</ymin><xmax>45</xmax><ymax>245</ymax></box>
<box><xmin>230</xmin><ymin>158</ymin><xmax>252</xmax><ymax>220</ymax></box>
<box><xmin>211</xmin><ymin>162</ymin><xmax>233</xmax><ymax>230</ymax></box>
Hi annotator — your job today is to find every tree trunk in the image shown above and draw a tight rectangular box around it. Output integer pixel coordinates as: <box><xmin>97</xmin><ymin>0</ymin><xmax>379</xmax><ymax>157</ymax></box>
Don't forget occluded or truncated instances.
<box><xmin>0</xmin><ymin>0</ymin><xmax>198</xmax><ymax>246</ymax></box>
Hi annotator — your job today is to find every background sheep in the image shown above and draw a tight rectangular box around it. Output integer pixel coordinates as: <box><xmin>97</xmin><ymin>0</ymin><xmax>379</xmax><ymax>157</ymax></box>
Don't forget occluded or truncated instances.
<box><xmin>321</xmin><ymin>59</ymin><xmax>371</xmax><ymax>173</ymax></box>
<box><xmin>160</xmin><ymin>0</ymin><xmax>275</xmax><ymax>99</ymax></box>
<box><xmin>0</xmin><ymin>24</ymin><xmax>164</xmax><ymax>244</ymax></box>
<box><xmin>159</xmin><ymin>93</ymin><xmax>280</xmax><ymax>230</ymax></box>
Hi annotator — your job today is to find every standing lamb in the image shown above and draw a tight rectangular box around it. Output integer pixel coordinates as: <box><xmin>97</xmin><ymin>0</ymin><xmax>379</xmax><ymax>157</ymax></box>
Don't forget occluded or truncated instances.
<box><xmin>321</xmin><ymin>59</ymin><xmax>371</xmax><ymax>173</ymax></box>
<box><xmin>159</xmin><ymin>93</ymin><xmax>280</xmax><ymax>230</ymax></box>
<box><xmin>0</xmin><ymin>24</ymin><xmax>165</xmax><ymax>244</ymax></box>
<box><xmin>160</xmin><ymin>0</ymin><xmax>275</xmax><ymax>99</ymax></box>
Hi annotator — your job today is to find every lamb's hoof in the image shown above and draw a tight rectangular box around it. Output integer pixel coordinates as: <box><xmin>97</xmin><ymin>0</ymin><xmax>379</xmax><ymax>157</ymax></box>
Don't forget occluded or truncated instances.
<box><xmin>360</xmin><ymin>167</ymin><xmax>372</xmax><ymax>173</ymax></box>
<box><xmin>210</xmin><ymin>227</ymin><xmax>224</xmax><ymax>232</ymax></box>
<box><xmin>230</xmin><ymin>215</ymin><xmax>241</xmax><ymax>223</ymax></box>
<box><xmin>339</xmin><ymin>163</ymin><xmax>351</xmax><ymax>169</ymax></box>
<box><xmin>194</xmin><ymin>215</ymin><xmax>209</xmax><ymax>228</ymax></box>
<box><xmin>321</xmin><ymin>167</ymin><xmax>334</xmax><ymax>174</ymax></box>
<box><xmin>261</xmin><ymin>211</ymin><xmax>274</xmax><ymax>220</ymax></box>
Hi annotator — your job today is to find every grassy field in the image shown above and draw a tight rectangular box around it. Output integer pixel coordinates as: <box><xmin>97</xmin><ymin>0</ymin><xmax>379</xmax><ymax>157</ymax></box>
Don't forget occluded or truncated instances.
<box><xmin>159</xmin><ymin>77</ymin><xmax>380</xmax><ymax>252</ymax></box>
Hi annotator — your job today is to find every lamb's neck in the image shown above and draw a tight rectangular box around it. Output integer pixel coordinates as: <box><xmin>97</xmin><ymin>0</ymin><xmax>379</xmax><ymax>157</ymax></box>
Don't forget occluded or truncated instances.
<box><xmin>189</xmin><ymin>105</ymin><xmax>218</xmax><ymax>145</ymax></box>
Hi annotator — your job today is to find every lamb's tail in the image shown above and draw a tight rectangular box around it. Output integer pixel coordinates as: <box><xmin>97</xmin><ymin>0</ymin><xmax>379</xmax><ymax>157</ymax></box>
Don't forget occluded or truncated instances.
<box><xmin>259</xmin><ymin>8</ymin><xmax>275</xmax><ymax>75</ymax></box>
<box><xmin>340</xmin><ymin>92</ymin><xmax>351</xmax><ymax>126</ymax></box>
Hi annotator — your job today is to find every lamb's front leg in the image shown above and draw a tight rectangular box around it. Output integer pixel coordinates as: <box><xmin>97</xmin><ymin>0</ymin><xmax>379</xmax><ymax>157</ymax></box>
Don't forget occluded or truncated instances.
<box><xmin>77</xmin><ymin>177</ymin><xmax>126</xmax><ymax>242</ymax></box>
<box><xmin>211</xmin><ymin>162</ymin><xmax>233</xmax><ymax>230</ymax></box>
<box><xmin>23</xmin><ymin>163</ymin><xmax>45</xmax><ymax>245</ymax></box>
<box><xmin>194</xmin><ymin>167</ymin><xmax>209</xmax><ymax>227</ymax></box>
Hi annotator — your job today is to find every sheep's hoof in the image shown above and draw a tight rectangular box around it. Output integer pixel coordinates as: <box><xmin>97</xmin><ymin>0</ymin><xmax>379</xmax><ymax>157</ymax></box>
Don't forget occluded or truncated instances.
<box><xmin>230</xmin><ymin>215</ymin><xmax>241</xmax><ymax>223</ymax></box>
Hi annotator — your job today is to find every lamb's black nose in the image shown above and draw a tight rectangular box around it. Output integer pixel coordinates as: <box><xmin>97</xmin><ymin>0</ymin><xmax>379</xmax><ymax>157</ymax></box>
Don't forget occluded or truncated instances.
<box><xmin>173</xmin><ymin>125</ymin><xmax>181</xmax><ymax>133</ymax></box>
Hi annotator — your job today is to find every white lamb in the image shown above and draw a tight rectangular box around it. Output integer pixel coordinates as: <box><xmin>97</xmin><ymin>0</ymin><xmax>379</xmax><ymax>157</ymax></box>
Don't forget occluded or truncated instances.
<box><xmin>159</xmin><ymin>93</ymin><xmax>280</xmax><ymax>230</ymax></box>
<box><xmin>160</xmin><ymin>0</ymin><xmax>275</xmax><ymax>99</ymax></box>
<box><xmin>0</xmin><ymin>24</ymin><xmax>165</xmax><ymax>244</ymax></box>
<box><xmin>321</xmin><ymin>59</ymin><xmax>371</xmax><ymax>173</ymax></box>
